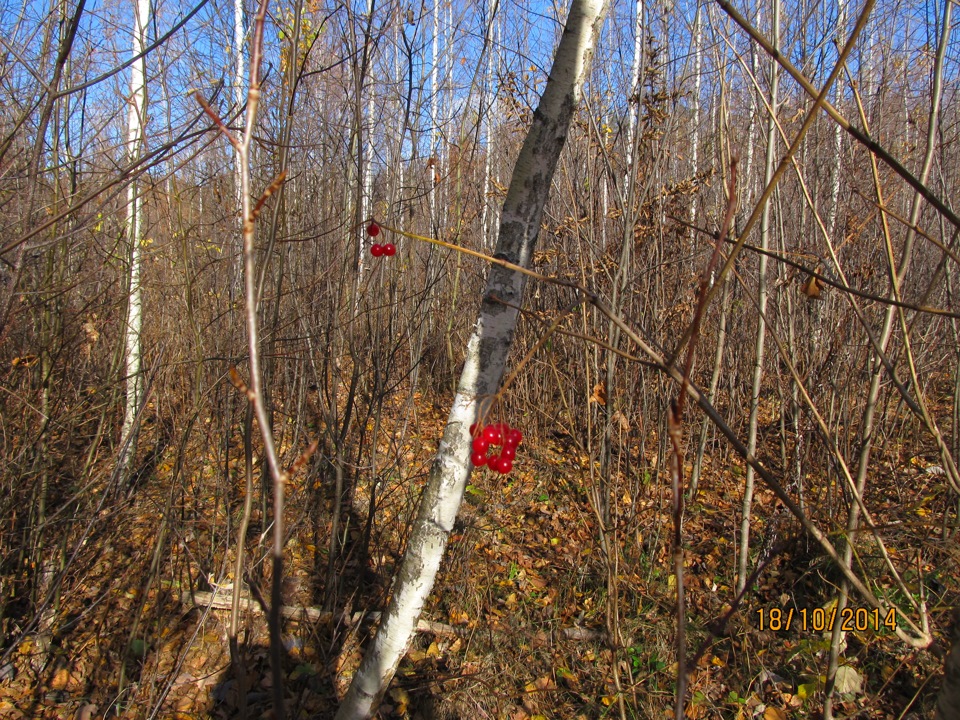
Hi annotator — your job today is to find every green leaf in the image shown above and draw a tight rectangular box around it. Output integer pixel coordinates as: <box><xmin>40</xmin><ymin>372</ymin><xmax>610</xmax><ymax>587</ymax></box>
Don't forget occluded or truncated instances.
<box><xmin>290</xmin><ymin>663</ymin><xmax>317</xmax><ymax>680</ymax></box>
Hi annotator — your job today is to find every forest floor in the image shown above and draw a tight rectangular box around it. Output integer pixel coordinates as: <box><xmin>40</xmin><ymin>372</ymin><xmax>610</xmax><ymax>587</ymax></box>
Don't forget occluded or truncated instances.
<box><xmin>0</xmin><ymin>390</ymin><xmax>956</xmax><ymax>720</ymax></box>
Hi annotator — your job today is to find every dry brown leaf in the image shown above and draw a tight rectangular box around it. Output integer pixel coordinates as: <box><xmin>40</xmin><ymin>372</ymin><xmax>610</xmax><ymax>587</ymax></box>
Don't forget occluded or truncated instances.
<box><xmin>590</xmin><ymin>382</ymin><xmax>607</xmax><ymax>405</ymax></box>
<box><xmin>448</xmin><ymin>608</ymin><xmax>469</xmax><ymax>625</ymax></box>
<box><xmin>611</xmin><ymin>410</ymin><xmax>630</xmax><ymax>432</ymax></box>
<box><xmin>0</xmin><ymin>701</ymin><xmax>25</xmax><ymax>719</ymax></box>
<box><xmin>50</xmin><ymin>668</ymin><xmax>73</xmax><ymax>690</ymax></box>
<box><xmin>74</xmin><ymin>705</ymin><xmax>98</xmax><ymax>720</ymax></box>
<box><xmin>800</xmin><ymin>275</ymin><xmax>823</xmax><ymax>299</ymax></box>
<box><xmin>389</xmin><ymin>687</ymin><xmax>410</xmax><ymax>715</ymax></box>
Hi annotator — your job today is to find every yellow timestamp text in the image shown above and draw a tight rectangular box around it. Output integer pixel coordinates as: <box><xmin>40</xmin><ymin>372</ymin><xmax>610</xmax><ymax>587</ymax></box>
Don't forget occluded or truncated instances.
<box><xmin>754</xmin><ymin>606</ymin><xmax>898</xmax><ymax>633</ymax></box>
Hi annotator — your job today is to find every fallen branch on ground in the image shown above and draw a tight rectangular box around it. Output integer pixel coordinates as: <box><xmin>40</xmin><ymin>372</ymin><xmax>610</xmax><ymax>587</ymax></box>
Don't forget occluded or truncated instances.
<box><xmin>187</xmin><ymin>590</ymin><xmax>606</xmax><ymax>643</ymax></box>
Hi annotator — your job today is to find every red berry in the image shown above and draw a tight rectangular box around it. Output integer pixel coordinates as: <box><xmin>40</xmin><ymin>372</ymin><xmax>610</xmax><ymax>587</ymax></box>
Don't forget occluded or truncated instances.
<box><xmin>492</xmin><ymin>456</ymin><xmax>513</xmax><ymax>474</ymax></box>
<box><xmin>383</xmin><ymin>243</ymin><xmax>396</xmax><ymax>256</ymax></box>
<box><xmin>469</xmin><ymin>423</ymin><xmax>480</xmax><ymax>436</ymax></box>
<box><xmin>500</xmin><ymin>445</ymin><xmax>516</xmax><ymax>461</ymax></box>
<box><xmin>370</xmin><ymin>244</ymin><xmax>384</xmax><ymax>257</ymax></box>
<box><xmin>505</xmin><ymin>428</ymin><xmax>523</xmax><ymax>447</ymax></box>
<box><xmin>482</xmin><ymin>425</ymin><xmax>503</xmax><ymax>444</ymax></box>
<box><xmin>472</xmin><ymin>436</ymin><xmax>490</xmax><ymax>454</ymax></box>
<box><xmin>471</xmin><ymin>451</ymin><xmax>488</xmax><ymax>467</ymax></box>
<box><xmin>367</xmin><ymin>222</ymin><xmax>380</xmax><ymax>237</ymax></box>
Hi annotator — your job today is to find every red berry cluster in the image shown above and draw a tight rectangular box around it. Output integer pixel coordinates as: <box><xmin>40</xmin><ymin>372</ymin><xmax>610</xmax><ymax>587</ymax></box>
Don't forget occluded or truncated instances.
<box><xmin>469</xmin><ymin>422</ymin><xmax>523</xmax><ymax>475</ymax></box>
<box><xmin>367</xmin><ymin>223</ymin><xmax>396</xmax><ymax>257</ymax></box>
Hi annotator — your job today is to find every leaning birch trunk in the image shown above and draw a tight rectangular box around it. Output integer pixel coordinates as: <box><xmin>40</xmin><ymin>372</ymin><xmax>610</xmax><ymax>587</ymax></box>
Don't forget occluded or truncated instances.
<box><xmin>334</xmin><ymin>1</ymin><xmax>609</xmax><ymax>717</ymax></box>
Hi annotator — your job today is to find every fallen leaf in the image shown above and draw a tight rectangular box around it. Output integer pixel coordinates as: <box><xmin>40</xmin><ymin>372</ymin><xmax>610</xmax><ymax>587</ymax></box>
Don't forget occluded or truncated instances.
<box><xmin>448</xmin><ymin>608</ymin><xmax>470</xmax><ymax>625</ymax></box>
<box><xmin>389</xmin><ymin>687</ymin><xmax>410</xmax><ymax>714</ymax></box>
<box><xmin>50</xmin><ymin>668</ymin><xmax>74</xmax><ymax>690</ymax></box>
<box><xmin>75</xmin><ymin>705</ymin><xmax>98</xmax><ymax>720</ymax></box>
<box><xmin>834</xmin><ymin>665</ymin><xmax>862</xmax><ymax>695</ymax></box>
<box><xmin>556</xmin><ymin>667</ymin><xmax>579</xmax><ymax>690</ymax></box>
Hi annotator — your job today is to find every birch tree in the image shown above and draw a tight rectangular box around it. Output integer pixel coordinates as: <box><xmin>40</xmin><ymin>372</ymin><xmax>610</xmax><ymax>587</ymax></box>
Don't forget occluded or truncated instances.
<box><xmin>119</xmin><ymin>0</ymin><xmax>151</xmax><ymax>480</ymax></box>
<box><xmin>625</xmin><ymin>0</ymin><xmax>644</xmax><ymax>170</ymax></box>
<box><xmin>334</xmin><ymin>1</ymin><xmax>610</xmax><ymax>716</ymax></box>
<box><xmin>232</xmin><ymin>0</ymin><xmax>245</xmax><ymax>293</ymax></box>
<box><xmin>480</xmin><ymin>0</ymin><xmax>501</xmax><ymax>249</ymax></box>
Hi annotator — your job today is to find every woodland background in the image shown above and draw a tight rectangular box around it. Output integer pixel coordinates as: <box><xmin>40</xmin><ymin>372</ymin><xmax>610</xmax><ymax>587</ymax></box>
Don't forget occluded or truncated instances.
<box><xmin>0</xmin><ymin>0</ymin><xmax>958</xmax><ymax>717</ymax></box>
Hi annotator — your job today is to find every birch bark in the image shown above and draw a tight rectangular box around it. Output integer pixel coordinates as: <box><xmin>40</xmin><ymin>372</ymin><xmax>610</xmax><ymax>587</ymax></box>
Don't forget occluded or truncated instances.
<box><xmin>334</xmin><ymin>1</ymin><xmax>609</xmax><ymax>717</ymax></box>
<box><xmin>625</xmin><ymin>0</ymin><xmax>643</xmax><ymax>169</ymax></box>
<box><xmin>233</xmin><ymin>0</ymin><xmax>245</xmax><ymax>293</ymax></box>
<box><xmin>827</xmin><ymin>0</ymin><xmax>845</xmax><ymax>242</ymax></box>
<box><xmin>480</xmin><ymin>0</ymin><xmax>499</xmax><ymax>249</ymax></box>
<box><xmin>119</xmin><ymin>0</ymin><xmax>150</xmax><ymax>480</ymax></box>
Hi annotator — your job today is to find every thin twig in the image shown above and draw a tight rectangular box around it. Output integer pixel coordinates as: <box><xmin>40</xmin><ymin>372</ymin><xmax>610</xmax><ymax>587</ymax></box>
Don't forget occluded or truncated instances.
<box><xmin>192</xmin><ymin>92</ymin><xmax>240</xmax><ymax>148</ymax></box>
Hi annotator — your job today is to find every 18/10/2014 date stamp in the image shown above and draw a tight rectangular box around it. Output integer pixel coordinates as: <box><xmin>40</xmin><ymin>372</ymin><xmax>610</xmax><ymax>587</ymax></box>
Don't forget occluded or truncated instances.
<box><xmin>755</xmin><ymin>606</ymin><xmax>899</xmax><ymax>633</ymax></box>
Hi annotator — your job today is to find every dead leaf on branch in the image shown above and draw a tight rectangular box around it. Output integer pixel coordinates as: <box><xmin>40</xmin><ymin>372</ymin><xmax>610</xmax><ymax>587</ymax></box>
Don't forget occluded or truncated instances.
<box><xmin>590</xmin><ymin>382</ymin><xmax>607</xmax><ymax>405</ymax></box>
<box><xmin>800</xmin><ymin>274</ymin><xmax>823</xmax><ymax>299</ymax></box>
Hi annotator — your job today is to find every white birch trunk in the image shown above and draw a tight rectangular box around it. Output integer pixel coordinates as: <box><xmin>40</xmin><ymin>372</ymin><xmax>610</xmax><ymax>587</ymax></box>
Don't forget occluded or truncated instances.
<box><xmin>232</xmin><ymin>0</ymin><xmax>245</xmax><ymax>293</ymax></box>
<box><xmin>625</xmin><ymin>0</ymin><xmax>644</xmax><ymax>169</ymax></box>
<box><xmin>744</xmin><ymin>5</ymin><xmax>758</xmax><ymax>204</ymax></box>
<box><xmin>738</xmin><ymin>0</ymin><xmax>777</xmax><ymax>594</ymax></box>
<box><xmin>689</xmin><ymin>0</ymin><xmax>702</xmax><ymax>195</ymax></box>
<box><xmin>601</xmin><ymin>112</ymin><xmax>608</xmax><ymax>246</ymax></box>
<box><xmin>480</xmin><ymin>0</ymin><xmax>500</xmax><ymax>250</ymax></box>
<box><xmin>358</xmin><ymin>0</ymin><xmax>375</xmax><ymax>287</ymax></box>
<box><xmin>334</xmin><ymin>2</ymin><xmax>610</xmax><ymax>717</ymax></box>
<box><xmin>827</xmin><ymin>0</ymin><xmax>845</xmax><ymax>241</ymax></box>
<box><xmin>428</xmin><ymin>0</ymin><xmax>439</xmax><ymax>226</ymax></box>
<box><xmin>119</xmin><ymin>0</ymin><xmax>150</xmax><ymax>479</ymax></box>
<box><xmin>481</xmin><ymin>93</ymin><xmax>493</xmax><ymax>247</ymax></box>
<box><xmin>441</xmin><ymin>0</ymin><xmax>452</xmax><ymax>220</ymax></box>
<box><xmin>393</xmin><ymin>14</ymin><xmax>405</xmax><ymax>241</ymax></box>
